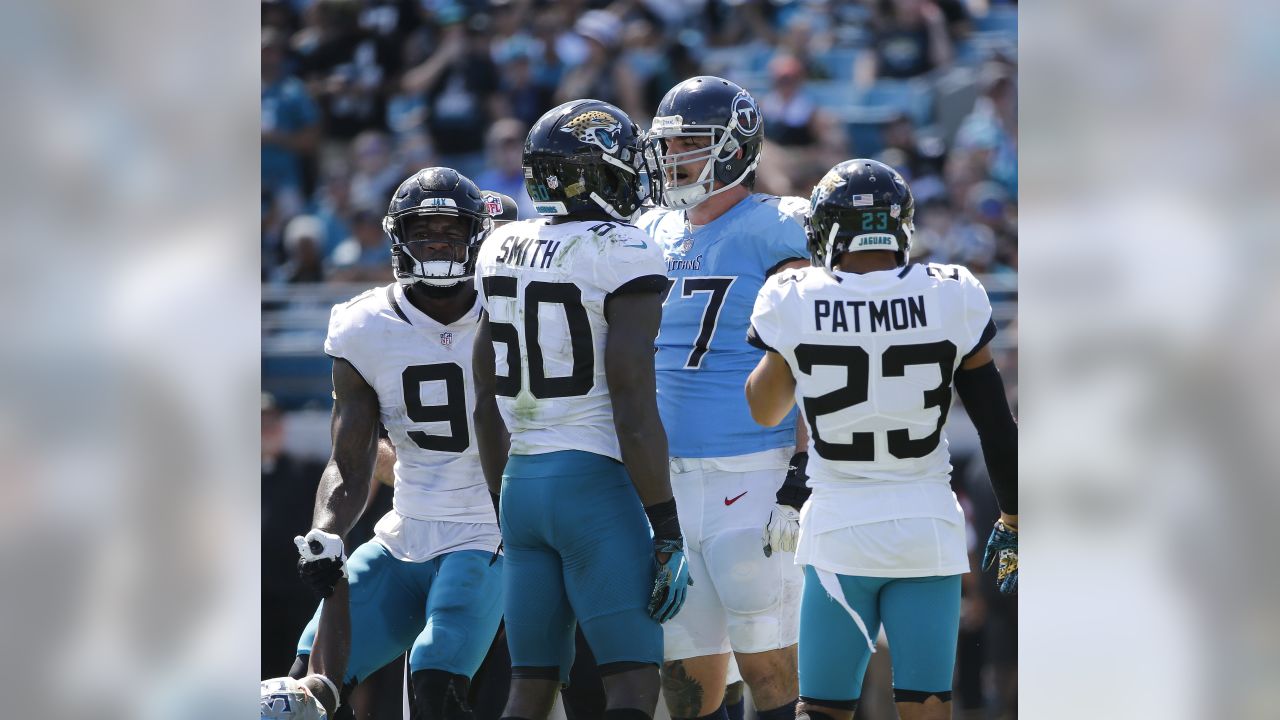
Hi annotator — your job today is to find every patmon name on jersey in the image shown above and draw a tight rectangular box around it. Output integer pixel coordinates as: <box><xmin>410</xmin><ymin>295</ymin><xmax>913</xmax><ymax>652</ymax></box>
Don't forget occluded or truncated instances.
<box><xmin>493</xmin><ymin>234</ymin><xmax>562</xmax><ymax>269</ymax></box>
<box><xmin>814</xmin><ymin>295</ymin><xmax>928</xmax><ymax>333</ymax></box>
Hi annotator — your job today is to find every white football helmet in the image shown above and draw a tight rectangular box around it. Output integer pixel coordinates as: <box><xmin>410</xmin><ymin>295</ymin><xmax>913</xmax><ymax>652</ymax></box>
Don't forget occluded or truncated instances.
<box><xmin>260</xmin><ymin>677</ymin><xmax>328</xmax><ymax>720</ymax></box>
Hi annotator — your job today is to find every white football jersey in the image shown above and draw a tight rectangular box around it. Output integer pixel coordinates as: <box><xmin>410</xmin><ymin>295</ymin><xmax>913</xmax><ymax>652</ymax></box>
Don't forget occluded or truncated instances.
<box><xmin>325</xmin><ymin>283</ymin><xmax>493</xmax><ymax>526</ymax></box>
<box><xmin>749</xmin><ymin>262</ymin><xmax>997</xmax><ymax>576</ymax></box>
<box><xmin>475</xmin><ymin>217</ymin><xmax>667</xmax><ymax>461</ymax></box>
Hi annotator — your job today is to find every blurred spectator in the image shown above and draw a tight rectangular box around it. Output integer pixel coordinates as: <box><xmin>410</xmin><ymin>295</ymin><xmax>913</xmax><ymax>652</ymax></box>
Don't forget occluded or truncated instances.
<box><xmin>877</xmin><ymin>112</ymin><xmax>947</xmax><ymax>202</ymax></box>
<box><xmin>774</xmin><ymin>10</ymin><xmax>835</xmax><ymax>80</ymax></box>
<box><xmin>401</xmin><ymin>20</ymin><xmax>502</xmax><ymax>179</ymax></box>
<box><xmin>272</xmin><ymin>215</ymin><xmax>327</xmax><ymax>285</ymax></box>
<box><xmin>856</xmin><ymin>0</ymin><xmax>955</xmax><ymax>87</ymax></box>
<box><xmin>473</xmin><ymin>119</ymin><xmax>539</xmax><ymax>220</ymax></box>
<box><xmin>643</xmin><ymin>37</ymin><xmax>704</xmax><ymax>116</ymax></box>
<box><xmin>305</xmin><ymin>168</ymin><xmax>355</xmax><ymax>261</ymax></box>
<box><xmin>293</xmin><ymin>0</ymin><xmax>395</xmax><ymax>139</ymax></box>
<box><xmin>615</xmin><ymin>17</ymin><xmax>668</xmax><ymax>121</ymax></box>
<box><xmin>262</xmin><ymin>0</ymin><xmax>302</xmax><ymax>41</ymax></box>
<box><xmin>955</xmin><ymin>65</ymin><xmax>1018</xmax><ymax>197</ymax></box>
<box><xmin>760</xmin><ymin>54</ymin><xmax>840</xmax><ymax>150</ymax></box>
<box><xmin>328</xmin><ymin>207</ymin><xmax>389</xmax><ymax>283</ymax></box>
<box><xmin>555</xmin><ymin>10</ymin><xmax>640</xmax><ymax>114</ymax></box>
<box><xmin>347</xmin><ymin>129</ymin><xmax>402</xmax><ymax>210</ymax></box>
<box><xmin>260</xmin><ymin>393</ymin><xmax>325</xmax><ymax>678</ymax></box>
<box><xmin>758</xmin><ymin>54</ymin><xmax>845</xmax><ymax>195</ymax></box>
<box><xmin>493</xmin><ymin>35</ymin><xmax>558</xmax><ymax>129</ymax></box>
<box><xmin>262</xmin><ymin>27</ymin><xmax>321</xmax><ymax>220</ymax></box>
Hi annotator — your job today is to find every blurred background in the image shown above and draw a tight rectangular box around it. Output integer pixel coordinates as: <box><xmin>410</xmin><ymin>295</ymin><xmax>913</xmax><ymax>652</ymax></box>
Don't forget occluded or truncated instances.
<box><xmin>260</xmin><ymin>0</ymin><xmax>1018</xmax><ymax>717</ymax></box>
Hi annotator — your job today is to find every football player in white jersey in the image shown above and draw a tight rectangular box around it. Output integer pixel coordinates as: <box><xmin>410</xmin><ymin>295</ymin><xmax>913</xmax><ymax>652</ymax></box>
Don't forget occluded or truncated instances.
<box><xmin>473</xmin><ymin>99</ymin><xmax>691</xmax><ymax>720</ymax></box>
<box><xmin>289</xmin><ymin>167</ymin><xmax>505</xmax><ymax>720</ymax></box>
<box><xmin>636</xmin><ymin>76</ymin><xmax>809</xmax><ymax>720</ymax></box>
<box><xmin>744</xmin><ymin>159</ymin><xmax>1018</xmax><ymax>720</ymax></box>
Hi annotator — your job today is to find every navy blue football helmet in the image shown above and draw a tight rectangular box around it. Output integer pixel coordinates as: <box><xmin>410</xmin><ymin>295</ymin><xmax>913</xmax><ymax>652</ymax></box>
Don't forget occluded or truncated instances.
<box><xmin>807</xmin><ymin>158</ymin><xmax>916</xmax><ymax>268</ymax></box>
<box><xmin>383</xmin><ymin>167</ymin><xmax>491</xmax><ymax>287</ymax></box>
<box><xmin>646</xmin><ymin>76</ymin><xmax>764</xmax><ymax>209</ymax></box>
<box><xmin>523</xmin><ymin>99</ymin><xmax>649</xmax><ymax>220</ymax></box>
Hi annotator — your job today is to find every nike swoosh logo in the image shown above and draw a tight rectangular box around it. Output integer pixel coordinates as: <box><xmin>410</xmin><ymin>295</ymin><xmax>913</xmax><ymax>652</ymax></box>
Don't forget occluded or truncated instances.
<box><xmin>724</xmin><ymin>491</ymin><xmax>748</xmax><ymax>506</ymax></box>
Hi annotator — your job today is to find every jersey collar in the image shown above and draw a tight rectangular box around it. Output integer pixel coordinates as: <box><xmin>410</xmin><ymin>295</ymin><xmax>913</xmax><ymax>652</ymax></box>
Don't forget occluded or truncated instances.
<box><xmin>391</xmin><ymin>282</ymin><xmax>481</xmax><ymax>329</ymax></box>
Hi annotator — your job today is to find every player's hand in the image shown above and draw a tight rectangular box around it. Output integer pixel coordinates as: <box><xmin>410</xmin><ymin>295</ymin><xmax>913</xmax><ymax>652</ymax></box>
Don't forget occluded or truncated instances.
<box><xmin>261</xmin><ymin>676</ymin><xmax>331</xmax><ymax>720</ymax></box>
<box><xmin>981</xmin><ymin>519</ymin><xmax>1018</xmax><ymax>595</ymax></box>
<box><xmin>762</xmin><ymin>504</ymin><xmax>801</xmax><ymax>557</ymax></box>
<box><xmin>295</xmin><ymin>529</ymin><xmax>347</xmax><ymax>599</ymax></box>
<box><xmin>648</xmin><ymin>538</ymin><xmax>692</xmax><ymax>623</ymax></box>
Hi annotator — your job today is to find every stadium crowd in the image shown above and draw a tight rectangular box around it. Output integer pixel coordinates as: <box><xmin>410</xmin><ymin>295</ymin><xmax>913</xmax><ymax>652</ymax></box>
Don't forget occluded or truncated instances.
<box><xmin>262</xmin><ymin>0</ymin><xmax>1017</xmax><ymax>717</ymax></box>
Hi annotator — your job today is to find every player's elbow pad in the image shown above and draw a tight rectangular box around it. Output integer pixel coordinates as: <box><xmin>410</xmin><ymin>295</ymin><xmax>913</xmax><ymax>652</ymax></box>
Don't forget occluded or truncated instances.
<box><xmin>954</xmin><ymin>361</ymin><xmax>1017</xmax><ymax>515</ymax></box>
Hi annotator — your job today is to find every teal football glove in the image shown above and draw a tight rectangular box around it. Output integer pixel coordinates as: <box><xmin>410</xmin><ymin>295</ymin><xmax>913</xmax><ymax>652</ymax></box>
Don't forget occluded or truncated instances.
<box><xmin>648</xmin><ymin>538</ymin><xmax>692</xmax><ymax>623</ymax></box>
<box><xmin>982</xmin><ymin>520</ymin><xmax>1018</xmax><ymax>595</ymax></box>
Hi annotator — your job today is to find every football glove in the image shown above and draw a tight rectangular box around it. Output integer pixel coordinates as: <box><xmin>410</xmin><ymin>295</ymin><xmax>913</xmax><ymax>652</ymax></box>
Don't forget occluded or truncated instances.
<box><xmin>295</xmin><ymin>529</ymin><xmax>347</xmax><ymax>599</ymax></box>
<box><xmin>762</xmin><ymin>504</ymin><xmax>801</xmax><ymax>557</ymax></box>
<box><xmin>644</xmin><ymin>498</ymin><xmax>692</xmax><ymax>623</ymax></box>
<box><xmin>982</xmin><ymin>520</ymin><xmax>1018</xmax><ymax>595</ymax></box>
<box><xmin>648</xmin><ymin>538</ymin><xmax>692</xmax><ymax>623</ymax></box>
<box><xmin>260</xmin><ymin>676</ymin><xmax>330</xmax><ymax>720</ymax></box>
<box><xmin>764</xmin><ymin>451</ymin><xmax>809</xmax><ymax>557</ymax></box>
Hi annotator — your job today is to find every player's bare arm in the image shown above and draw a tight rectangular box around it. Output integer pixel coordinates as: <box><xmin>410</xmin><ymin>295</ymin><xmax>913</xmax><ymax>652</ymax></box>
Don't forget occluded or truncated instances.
<box><xmin>303</xmin><ymin>575</ymin><xmax>349</xmax><ymax>715</ymax></box>
<box><xmin>292</xmin><ymin>358</ymin><xmax>380</xmax><ymax>601</ymax></box>
<box><xmin>311</xmin><ymin>358</ymin><xmax>381</xmax><ymax>538</ymax></box>
<box><xmin>472</xmin><ymin>311</ymin><xmax>510</xmax><ymax>500</ymax></box>
<box><xmin>605</xmin><ymin>291</ymin><xmax>673</xmax><ymax>507</ymax></box>
<box><xmin>372</xmin><ymin>438</ymin><xmax>396</xmax><ymax>488</ymax></box>
<box><xmin>745</xmin><ymin>351</ymin><xmax>798</xmax><ymax>427</ymax></box>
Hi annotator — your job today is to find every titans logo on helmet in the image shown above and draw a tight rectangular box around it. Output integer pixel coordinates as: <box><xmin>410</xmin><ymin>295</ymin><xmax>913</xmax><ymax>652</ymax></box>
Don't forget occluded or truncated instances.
<box><xmin>731</xmin><ymin>92</ymin><xmax>761</xmax><ymax>136</ymax></box>
<box><xmin>560</xmin><ymin>110</ymin><xmax>622</xmax><ymax>154</ymax></box>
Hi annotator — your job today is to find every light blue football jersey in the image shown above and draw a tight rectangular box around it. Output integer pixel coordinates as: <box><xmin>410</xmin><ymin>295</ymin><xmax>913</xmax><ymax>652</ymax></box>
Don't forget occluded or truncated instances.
<box><xmin>637</xmin><ymin>193</ymin><xmax>810</xmax><ymax>458</ymax></box>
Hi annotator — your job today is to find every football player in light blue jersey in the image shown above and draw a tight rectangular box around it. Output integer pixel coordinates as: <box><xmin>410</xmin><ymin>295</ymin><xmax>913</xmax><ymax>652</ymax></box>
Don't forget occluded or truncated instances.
<box><xmin>635</xmin><ymin>76</ymin><xmax>810</xmax><ymax>720</ymax></box>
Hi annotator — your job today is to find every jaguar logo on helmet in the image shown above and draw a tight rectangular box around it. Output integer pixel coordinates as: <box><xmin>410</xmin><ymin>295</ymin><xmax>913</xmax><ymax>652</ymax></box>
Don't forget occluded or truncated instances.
<box><xmin>816</xmin><ymin>169</ymin><xmax>846</xmax><ymax>196</ymax></box>
<box><xmin>731</xmin><ymin>92</ymin><xmax>761</xmax><ymax>136</ymax></box>
<box><xmin>560</xmin><ymin>110</ymin><xmax>623</xmax><ymax>154</ymax></box>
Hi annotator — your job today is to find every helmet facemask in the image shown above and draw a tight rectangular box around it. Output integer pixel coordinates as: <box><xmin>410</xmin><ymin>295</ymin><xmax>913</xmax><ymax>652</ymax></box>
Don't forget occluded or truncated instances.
<box><xmin>384</xmin><ymin>209</ymin><xmax>491</xmax><ymax>288</ymax></box>
<box><xmin>646</xmin><ymin>114</ymin><xmax>760</xmax><ymax>210</ymax></box>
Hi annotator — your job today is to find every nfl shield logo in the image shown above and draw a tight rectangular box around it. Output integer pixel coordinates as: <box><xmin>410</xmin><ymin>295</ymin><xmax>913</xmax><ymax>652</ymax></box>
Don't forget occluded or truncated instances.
<box><xmin>440</xmin><ymin>332</ymin><xmax>453</xmax><ymax>348</ymax></box>
<box><xmin>484</xmin><ymin>194</ymin><xmax>503</xmax><ymax>217</ymax></box>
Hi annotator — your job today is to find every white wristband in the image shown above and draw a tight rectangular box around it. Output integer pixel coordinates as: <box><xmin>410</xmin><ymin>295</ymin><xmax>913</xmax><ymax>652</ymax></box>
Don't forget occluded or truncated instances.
<box><xmin>307</xmin><ymin>673</ymin><xmax>341</xmax><ymax>710</ymax></box>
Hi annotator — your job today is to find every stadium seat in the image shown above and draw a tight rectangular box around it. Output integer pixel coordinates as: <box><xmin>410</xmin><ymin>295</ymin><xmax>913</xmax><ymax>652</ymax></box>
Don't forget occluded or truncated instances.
<box><xmin>263</xmin><ymin>354</ymin><xmax>334</xmax><ymax>410</ymax></box>
<box><xmin>973</xmin><ymin>8</ymin><xmax>1018</xmax><ymax>36</ymax></box>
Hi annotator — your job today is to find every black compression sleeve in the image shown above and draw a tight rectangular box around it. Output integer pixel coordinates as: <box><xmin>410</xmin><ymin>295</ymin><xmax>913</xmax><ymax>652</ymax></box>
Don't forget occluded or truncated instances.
<box><xmin>644</xmin><ymin>498</ymin><xmax>683</xmax><ymax>544</ymax></box>
<box><xmin>953</xmin><ymin>361</ymin><xmax>1017</xmax><ymax>515</ymax></box>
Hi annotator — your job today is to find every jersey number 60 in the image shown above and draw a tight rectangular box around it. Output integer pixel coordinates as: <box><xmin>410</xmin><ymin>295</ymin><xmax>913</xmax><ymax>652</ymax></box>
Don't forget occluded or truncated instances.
<box><xmin>482</xmin><ymin>277</ymin><xmax>595</xmax><ymax>398</ymax></box>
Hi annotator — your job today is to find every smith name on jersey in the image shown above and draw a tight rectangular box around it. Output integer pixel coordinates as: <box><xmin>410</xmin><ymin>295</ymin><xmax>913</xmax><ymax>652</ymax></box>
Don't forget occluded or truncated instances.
<box><xmin>325</xmin><ymin>283</ymin><xmax>493</xmax><ymax>526</ymax></box>
<box><xmin>475</xmin><ymin>217</ymin><xmax>667</xmax><ymax>461</ymax></box>
<box><xmin>636</xmin><ymin>194</ymin><xmax>810</xmax><ymax>458</ymax></box>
